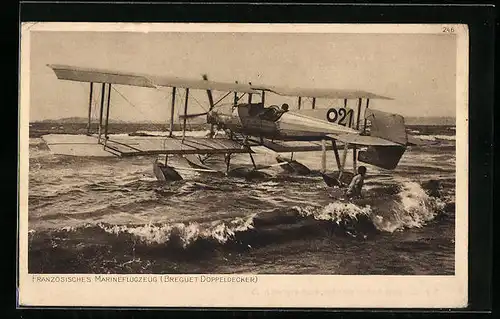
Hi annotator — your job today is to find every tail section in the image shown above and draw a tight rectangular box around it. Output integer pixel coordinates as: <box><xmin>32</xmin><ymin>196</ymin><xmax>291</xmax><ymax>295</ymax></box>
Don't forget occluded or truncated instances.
<box><xmin>364</xmin><ymin>109</ymin><xmax>407</xmax><ymax>145</ymax></box>
<box><xmin>295</xmin><ymin>106</ymin><xmax>409</xmax><ymax>170</ymax></box>
<box><xmin>357</xmin><ymin>109</ymin><xmax>407</xmax><ymax>170</ymax></box>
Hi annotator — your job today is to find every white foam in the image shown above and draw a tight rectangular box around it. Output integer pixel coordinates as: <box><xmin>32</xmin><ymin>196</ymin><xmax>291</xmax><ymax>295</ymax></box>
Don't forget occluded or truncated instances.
<box><xmin>372</xmin><ymin>181</ymin><xmax>446</xmax><ymax>233</ymax></box>
<box><xmin>294</xmin><ymin>203</ymin><xmax>372</xmax><ymax>224</ymax></box>
<box><xmin>417</xmin><ymin>134</ymin><xmax>455</xmax><ymax>141</ymax></box>
<box><xmin>98</xmin><ymin>213</ymin><xmax>256</xmax><ymax>247</ymax></box>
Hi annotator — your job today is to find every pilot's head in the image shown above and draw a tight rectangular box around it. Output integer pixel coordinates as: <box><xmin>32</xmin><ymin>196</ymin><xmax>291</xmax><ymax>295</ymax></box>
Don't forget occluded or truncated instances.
<box><xmin>281</xmin><ymin>103</ymin><xmax>289</xmax><ymax>111</ymax></box>
<box><xmin>358</xmin><ymin>166</ymin><xmax>367</xmax><ymax>176</ymax></box>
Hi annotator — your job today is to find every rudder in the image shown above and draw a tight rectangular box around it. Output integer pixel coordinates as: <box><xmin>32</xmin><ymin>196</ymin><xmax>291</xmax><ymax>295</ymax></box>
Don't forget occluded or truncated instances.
<box><xmin>358</xmin><ymin>109</ymin><xmax>408</xmax><ymax>170</ymax></box>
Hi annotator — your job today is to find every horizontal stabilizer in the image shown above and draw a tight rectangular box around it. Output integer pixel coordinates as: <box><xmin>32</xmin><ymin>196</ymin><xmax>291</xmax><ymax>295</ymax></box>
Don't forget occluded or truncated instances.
<box><xmin>327</xmin><ymin>133</ymin><xmax>400</xmax><ymax>146</ymax></box>
<box><xmin>260</xmin><ymin>139</ymin><xmax>339</xmax><ymax>152</ymax></box>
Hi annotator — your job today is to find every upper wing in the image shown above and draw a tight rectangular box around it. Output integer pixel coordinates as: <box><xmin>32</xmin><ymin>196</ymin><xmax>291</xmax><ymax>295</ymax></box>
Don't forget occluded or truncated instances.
<box><xmin>47</xmin><ymin>64</ymin><xmax>261</xmax><ymax>94</ymax></box>
<box><xmin>251</xmin><ymin>84</ymin><xmax>392</xmax><ymax>100</ymax></box>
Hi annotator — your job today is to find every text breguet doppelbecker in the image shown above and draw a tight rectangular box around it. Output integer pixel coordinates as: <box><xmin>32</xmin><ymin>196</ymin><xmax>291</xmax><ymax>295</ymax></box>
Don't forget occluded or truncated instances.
<box><xmin>31</xmin><ymin>274</ymin><xmax>259</xmax><ymax>284</ymax></box>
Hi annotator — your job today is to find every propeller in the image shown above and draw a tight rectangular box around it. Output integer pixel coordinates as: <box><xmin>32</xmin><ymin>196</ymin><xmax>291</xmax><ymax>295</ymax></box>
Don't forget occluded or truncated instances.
<box><xmin>178</xmin><ymin>112</ymin><xmax>209</xmax><ymax>120</ymax></box>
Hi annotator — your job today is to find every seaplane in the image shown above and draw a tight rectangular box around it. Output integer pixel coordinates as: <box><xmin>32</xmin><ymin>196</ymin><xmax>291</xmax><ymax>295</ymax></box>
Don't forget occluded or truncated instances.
<box><xmin>41</xmin><ymin>64</ymin><xmax>425</xmax><ymax>186</ymax></box>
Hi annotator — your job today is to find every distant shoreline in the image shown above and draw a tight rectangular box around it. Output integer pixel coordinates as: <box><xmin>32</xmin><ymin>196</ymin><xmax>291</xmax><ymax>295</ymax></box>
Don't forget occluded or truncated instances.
<box><xmin>30</xmin><ymin>116</ymin><xmax>456</xmax><ymax>127</ymax></box>
<box><xmin>28</xmin><ymin>121</ymin><xmax>455</xmax><ymax>139</ymax></box>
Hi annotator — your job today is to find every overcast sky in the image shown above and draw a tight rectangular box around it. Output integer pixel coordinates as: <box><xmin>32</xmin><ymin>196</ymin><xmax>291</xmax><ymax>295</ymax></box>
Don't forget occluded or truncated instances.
<box><xmin>28</xmin><ymin>30</ymin><xmax>457</xmax><ymax>122</ymax></box>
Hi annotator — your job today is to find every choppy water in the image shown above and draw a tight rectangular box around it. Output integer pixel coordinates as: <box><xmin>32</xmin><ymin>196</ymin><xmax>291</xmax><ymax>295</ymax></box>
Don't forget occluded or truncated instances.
<box><xmin>28</xmin><ymin>124</ymin><xmax>456</xmax><ymax>275</ymax></box>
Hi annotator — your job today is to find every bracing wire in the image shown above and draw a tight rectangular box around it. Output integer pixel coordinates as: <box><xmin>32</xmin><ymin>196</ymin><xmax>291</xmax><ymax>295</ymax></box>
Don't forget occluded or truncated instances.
<box><xmin>83</xmin><ymin>82</ymin><xmax>215</xmax><ymax>136</ymax></box>
<box><xmin>189</xmin><ymin>93</ymin><xmax>209</xmax><ymax>113</ymax></box>
<box><xmin>111</xmin><ymin>85</ymin><xmax>166</xmax><ymax>132</ymax></box>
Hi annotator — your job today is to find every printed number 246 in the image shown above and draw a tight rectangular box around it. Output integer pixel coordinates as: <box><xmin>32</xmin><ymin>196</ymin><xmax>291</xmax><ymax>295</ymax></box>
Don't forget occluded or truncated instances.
<box><xmin>442</xmin><ymin>26</ymin><xmax>455</xmax><ymax>33</ymax></box>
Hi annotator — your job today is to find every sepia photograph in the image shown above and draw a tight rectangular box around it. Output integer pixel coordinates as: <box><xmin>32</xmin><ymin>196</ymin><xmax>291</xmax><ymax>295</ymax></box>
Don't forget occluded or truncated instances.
<box><xmin>18</xmin><ymin>22</ymin><xmax>468</xmax><ymax>308</ymax></box>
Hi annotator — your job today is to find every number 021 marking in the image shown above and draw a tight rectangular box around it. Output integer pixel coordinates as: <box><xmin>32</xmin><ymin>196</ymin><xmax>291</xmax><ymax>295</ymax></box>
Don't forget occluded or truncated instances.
<box><xmin>326</xmin><ymin>108</ymin><xmax>353</xmax><ymax>126</ymax></box>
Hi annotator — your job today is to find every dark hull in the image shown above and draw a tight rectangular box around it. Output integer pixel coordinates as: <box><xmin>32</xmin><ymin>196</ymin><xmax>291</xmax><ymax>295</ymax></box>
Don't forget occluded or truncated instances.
<box><xmin>321</xmin><ymin>171</ymin><xmax>355</xmax><ymax>187</ymax></box>
<box><xmin>275</xmin><ymin>156</ymin><xmax>312</xmax><ymax>175</ymax></box>
<box><xmin>153</xmin><ymin>160</ymin><xmax>183</xmax><ymax>181</ymax></box>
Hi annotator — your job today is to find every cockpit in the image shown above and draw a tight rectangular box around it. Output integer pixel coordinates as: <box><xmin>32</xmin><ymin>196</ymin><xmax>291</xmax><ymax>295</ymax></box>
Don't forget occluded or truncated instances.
<box><xmin>258</xmin><ymin>104</ymin><xmax>289</xmax><ymax>122</ymax></box>
<box><xmin>237</xmin><ymin>102</ymin><xmax>290</xmax><ymax>122</ymax></box>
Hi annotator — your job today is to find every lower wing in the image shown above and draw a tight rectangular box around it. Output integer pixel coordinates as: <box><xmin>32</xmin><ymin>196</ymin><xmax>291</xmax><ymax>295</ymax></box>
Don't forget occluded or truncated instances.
<box><xmin>41</xmin><ymin>134</ymin><xmax>251</xmax><ymax>157</ymax></box>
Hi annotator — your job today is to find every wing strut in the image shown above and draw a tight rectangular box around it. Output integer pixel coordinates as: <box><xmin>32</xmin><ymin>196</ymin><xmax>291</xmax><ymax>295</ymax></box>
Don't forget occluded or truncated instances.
<box><xmin>182</xmin><ymin>88</ymin><xmax>189</xmax><ymax>141</ymax></box>
<box><xmin>87</xmin><ymin>82</ymin><xmax>93</xmax><ymax>135</ymax></box>
<box><xmin>233</xmin><ymin>81</ymin><xmax>238</xmax><ymax>109</ymax></box>
<box><xmin>104</xmin><ymin>83</ymin><xmax>112</xmax><ymax>140</ymax></box>
<box><xmin>363</xmin><ymin>98</ymin><xmax>370</xmax><ymax>134</ymax></box>
<box><xmin>353</xmin><ymin>97</ymin><xmax>363</xmax><ymax>173</ymax></box>
<box><xmin>248</xmin><ymin>82</ymin><xmax>253</xmax><ymax>104</ymax></box>
<box><xmin>169</xmin><ymin>87</ymin><xmax>176</xmax><ymax>137</ymax></box>
<box><xmin>98</xmin><ymin>83</ymin><xmax>106</xmax><ymax>143</ymax></box>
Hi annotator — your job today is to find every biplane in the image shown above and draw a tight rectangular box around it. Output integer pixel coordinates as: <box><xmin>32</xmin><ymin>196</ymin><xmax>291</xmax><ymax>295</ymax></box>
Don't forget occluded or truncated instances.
<box><xmin>42</xmin><ymin>64</ymin><xmax>423</xmax><ymax>186</ymax></box>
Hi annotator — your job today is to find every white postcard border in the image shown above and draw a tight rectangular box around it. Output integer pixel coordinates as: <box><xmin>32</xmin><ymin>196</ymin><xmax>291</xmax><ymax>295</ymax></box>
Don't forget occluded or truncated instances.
<box><xmin>18</xmin><ymin>22</ymin><xmax>469</xmax><ymax>308</ymax></box>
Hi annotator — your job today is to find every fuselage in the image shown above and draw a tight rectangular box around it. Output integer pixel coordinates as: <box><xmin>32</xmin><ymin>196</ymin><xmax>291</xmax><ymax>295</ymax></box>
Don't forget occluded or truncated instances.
<box><xmin>207</xmin><ymin>103</ymin><xmax>358</xmax><ymax>141</ymax></box>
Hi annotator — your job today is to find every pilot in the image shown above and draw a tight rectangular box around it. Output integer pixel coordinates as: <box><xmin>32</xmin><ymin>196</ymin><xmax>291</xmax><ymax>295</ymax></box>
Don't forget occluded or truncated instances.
<box><xmin>345</xmin><ymin>166</ymin><xmax>367</xmax><ymax>199</ymax></box>
<box><xmin>248</xmin><ymin>103</ymin><xmax>264</xmax><ymax>116</ymax></box>
<box><xmin>281</xmin><ymin>103</ymin><xmax>289</xmax><ymax>112</ymax></box>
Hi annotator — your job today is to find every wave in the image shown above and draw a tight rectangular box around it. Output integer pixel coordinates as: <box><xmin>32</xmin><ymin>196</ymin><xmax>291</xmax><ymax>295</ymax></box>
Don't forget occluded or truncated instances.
<box><xmin>102</xmin><ymin>213</ymin><xmax>256</xmax><ymax>247</ymax></box>
<box><xmin>372</xmin><ymin>181</ymin><xmax>446</xmax><ymax>232</ymax></box>
<box><xmin>416</xmin><ymin>134</ymin><xmax>456</xmax><ymax>141</ymax></box>
<box><xmin>29</xmin><ymin>181</ymin><xmax>450</xmax><ymax>253</ymax></box>
<box><xmin>288</xmin><ymin>181</ymin><xmax>447</xmax><ymax>233</ymax></box>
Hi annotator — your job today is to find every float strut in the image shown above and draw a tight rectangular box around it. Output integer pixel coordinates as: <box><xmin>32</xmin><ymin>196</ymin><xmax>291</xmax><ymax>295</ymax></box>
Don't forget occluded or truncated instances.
<box><xmin>339</xmin><ymin>142</ymin><xmax>349</xmax><ymax>181</ymax></box>
<box><xmin>225</xmin><ymin>153</ymin><xmax>231</xmax><ymax>173</ymax></box>
<box><xmin>249</xmin><ymin>153</ymin><xmax>257</xmax><ymax>169</ymax></box>
<box><xmin>331</xmin><ymin>140</ymin><xmax>341</xmax><ymax>171</ymax></box>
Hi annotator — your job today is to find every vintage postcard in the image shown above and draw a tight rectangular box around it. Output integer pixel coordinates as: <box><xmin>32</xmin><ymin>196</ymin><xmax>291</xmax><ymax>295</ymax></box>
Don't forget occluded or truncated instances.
<box><xmin>18</xmin><ymin>23</ymin><xmax>468</xmax><ymax>308</ymax></box>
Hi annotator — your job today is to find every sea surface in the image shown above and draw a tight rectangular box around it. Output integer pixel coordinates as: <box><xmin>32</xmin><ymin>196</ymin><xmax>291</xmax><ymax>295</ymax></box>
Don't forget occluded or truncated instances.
<box><xmin>27</xmin><ymin>123</ymin><xmax>456</xmax><ymax>275</ymax></box>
